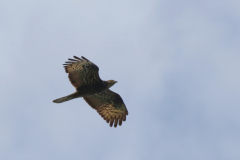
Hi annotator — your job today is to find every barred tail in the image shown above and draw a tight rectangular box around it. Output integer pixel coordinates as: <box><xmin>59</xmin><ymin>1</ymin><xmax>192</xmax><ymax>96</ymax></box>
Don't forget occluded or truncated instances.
<box><xmin>53</xmin><ymin>92</ymin><xmax>80</xmax><ymax>103</ymax></box>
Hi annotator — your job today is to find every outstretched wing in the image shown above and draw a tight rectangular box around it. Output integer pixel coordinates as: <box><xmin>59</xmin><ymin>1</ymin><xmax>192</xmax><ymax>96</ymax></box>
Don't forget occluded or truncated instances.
<box><xmin>83</xmin><ymin>89</ymin><xmax>128</xmax><ymax>127</ymax></box>
<box><xmin>63</xmin><ymin>56</ymin><xmax>102</xmax><ymax>89</ymax></box>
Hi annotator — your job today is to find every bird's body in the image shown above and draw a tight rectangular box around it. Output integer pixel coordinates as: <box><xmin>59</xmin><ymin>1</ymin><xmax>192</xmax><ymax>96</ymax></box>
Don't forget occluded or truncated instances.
<box><xmin>53</xmin><ymin>56</ymin><xmax>128</xmax><ymax>127</ymax></box>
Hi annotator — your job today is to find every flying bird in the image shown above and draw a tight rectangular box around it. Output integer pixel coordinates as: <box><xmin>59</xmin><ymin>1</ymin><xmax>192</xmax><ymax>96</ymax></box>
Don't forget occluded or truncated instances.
<box><xmin>53</xmin><ymin>56</ymin><xmax>128</xmax><ymax>127</ymax></box>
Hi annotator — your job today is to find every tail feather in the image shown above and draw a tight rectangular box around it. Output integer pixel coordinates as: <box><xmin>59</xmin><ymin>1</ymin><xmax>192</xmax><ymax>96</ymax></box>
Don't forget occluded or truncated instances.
<box><xmin>53</xmin><ymin>92</ymin><xmax>80</xmax><ymax>103</ymax></box>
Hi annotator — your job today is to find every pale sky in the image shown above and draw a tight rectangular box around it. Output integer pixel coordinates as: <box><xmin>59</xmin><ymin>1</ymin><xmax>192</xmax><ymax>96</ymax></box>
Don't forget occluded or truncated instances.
<box><xmin>1</xmin><ymin>0</ymin><xmax>240</xmax><ymax>160</ymax></box>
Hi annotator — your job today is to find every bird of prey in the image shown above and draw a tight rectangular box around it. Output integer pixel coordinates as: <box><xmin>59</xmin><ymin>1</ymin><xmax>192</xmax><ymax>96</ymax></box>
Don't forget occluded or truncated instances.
<box><xmin>53</xmin><ymin>56</ymin><xmax>128</xmax><ymax>127</ymax></box>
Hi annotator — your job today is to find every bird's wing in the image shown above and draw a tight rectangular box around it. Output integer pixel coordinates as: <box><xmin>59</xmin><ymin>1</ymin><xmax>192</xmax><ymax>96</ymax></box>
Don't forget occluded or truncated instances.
<box><xmin>63</xmin><ymin>56</ymin><xmax>101</xmax><ymax>89</ymax></box>
<box><xmin>83</xmin><ymin>89</ymin><xmax>128</xmax><ymax>127</ymax></box>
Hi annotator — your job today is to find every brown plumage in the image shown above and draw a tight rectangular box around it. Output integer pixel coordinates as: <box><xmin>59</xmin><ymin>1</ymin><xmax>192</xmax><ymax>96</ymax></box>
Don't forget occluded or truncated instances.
<box><xmin>84</xmin><ymin>89</ymin><xmax>128</xmax><ymax>127</ymax></box>
<box><xmin>53</xmin><ymin>56</ymin><xmax>128</xmax><ymax>127</ymax></box>
<box><xmin>53</xmin><ymin>56</ymin><xmax>117</xmax><ymax>103</ymax></box>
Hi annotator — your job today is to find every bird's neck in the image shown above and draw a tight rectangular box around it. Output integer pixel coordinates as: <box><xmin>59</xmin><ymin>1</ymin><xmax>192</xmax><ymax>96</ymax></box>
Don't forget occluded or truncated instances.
<box><xmin>102</xmin><ymin>81</ymin><xmax>109</xmax><ymax>88</ymax></box>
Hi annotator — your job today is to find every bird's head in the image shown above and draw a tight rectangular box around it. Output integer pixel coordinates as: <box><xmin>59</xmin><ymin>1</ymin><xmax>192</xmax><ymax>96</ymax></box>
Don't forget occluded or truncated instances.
<box><xmin>106</xmin><ymin>80</ymin><xmax>117</xmax><ymax>88</ymax></box>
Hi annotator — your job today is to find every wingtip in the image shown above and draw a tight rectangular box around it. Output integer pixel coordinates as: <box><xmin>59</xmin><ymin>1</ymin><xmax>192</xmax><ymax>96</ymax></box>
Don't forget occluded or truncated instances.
<box><xmin>81</xmin><ymin>56</ymin><xmax>90</xmax><ymax>62</ymax></box>
<box><xmin>73</xmin><ymin>56</ymin><xmax>82</xmax><ymax>60</ymax></box>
